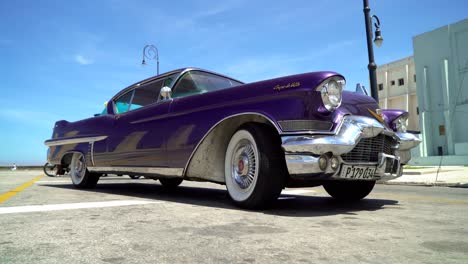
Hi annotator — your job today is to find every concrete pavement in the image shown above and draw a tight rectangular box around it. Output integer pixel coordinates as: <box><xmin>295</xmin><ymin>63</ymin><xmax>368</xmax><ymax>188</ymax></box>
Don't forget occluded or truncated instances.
<box><xmin>1</xmin><ymin>170</ymin><xmax>468</xmax><ymax>264</ymax></box>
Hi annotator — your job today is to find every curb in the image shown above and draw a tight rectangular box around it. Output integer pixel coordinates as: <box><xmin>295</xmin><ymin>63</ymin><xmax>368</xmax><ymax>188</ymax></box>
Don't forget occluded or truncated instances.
<box><xmin>403</xmin><ymin>169</ymin><xmax>456</xmax><ymax>175</ymax></box>
<box><xmin>379</xmin><ymin>181</ymin><xmax>468</xmax><ymax>188</ymax></box>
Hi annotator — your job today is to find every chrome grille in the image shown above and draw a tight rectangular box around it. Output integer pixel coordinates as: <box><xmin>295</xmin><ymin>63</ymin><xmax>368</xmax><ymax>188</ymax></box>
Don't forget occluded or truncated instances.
<box><xmin>341</xmin><ymin>134</ymin><xmax>397</xmax><ymax>163</ymax></box>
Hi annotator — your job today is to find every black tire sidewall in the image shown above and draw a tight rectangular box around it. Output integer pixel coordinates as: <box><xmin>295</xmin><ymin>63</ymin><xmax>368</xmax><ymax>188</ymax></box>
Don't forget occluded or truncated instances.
<box><xmin>323</xmin><ymin>180</ymin><xmax>376</xmax><ymax>201</ymax></box>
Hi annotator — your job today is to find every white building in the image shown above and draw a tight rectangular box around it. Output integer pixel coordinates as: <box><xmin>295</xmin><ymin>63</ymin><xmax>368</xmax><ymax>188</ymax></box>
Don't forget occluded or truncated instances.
<box><xmin>376</xmin><ymin>56</ymin><xmax>419</xmax><ymax>131</ymax></box>
<box><xmin>412</xmin><ymin>18</ymin><xmax>468</xmax><ymax>165</ymax></box>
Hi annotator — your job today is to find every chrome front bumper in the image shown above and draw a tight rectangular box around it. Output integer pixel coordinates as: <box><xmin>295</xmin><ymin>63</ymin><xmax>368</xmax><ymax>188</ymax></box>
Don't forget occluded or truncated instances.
<box><xmin>281</xmin><ymin>116</ymin><xmax>421</xmax><ymax>181</ymax></box>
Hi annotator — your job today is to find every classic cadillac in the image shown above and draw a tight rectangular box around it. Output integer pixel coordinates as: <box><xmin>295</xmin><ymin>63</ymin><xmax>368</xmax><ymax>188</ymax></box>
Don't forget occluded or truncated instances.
<box><xmin>45</xmin><ymin>68</ymin><xmax>421</xmax><ymax>208</ymax></box>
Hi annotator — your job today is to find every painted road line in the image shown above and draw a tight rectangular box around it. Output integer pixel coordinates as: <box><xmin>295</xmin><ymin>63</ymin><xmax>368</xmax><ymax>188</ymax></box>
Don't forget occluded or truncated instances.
<box><xmin>0</xmin><ymin>175</ymin><xmax>44</xmax><ymax>203</ymax></box>
<box><xmin>36</xmin><ymin>180</ymin><xmax>71</xmax><ymax>184</ymax></box>
<box><xmin>281</xmin><ymin>189</ymin><xmax>315</xmax><ymax>195</ymax></box>
<box><xmin>0</xmin><ymin>200</ymin><xmax>162</xmax><ymax>214</ymax></box>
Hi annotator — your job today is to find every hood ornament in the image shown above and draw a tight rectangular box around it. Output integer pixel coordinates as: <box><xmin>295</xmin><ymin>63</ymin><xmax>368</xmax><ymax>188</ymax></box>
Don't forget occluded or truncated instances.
<box><xmin>367</xmin><ymin>108</ymin><xmax>385</xmax><ymax>123</ymax></box>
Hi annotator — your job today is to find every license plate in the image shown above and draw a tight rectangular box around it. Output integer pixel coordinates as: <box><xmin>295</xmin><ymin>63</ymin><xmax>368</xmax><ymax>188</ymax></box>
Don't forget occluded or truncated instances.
<box><xmin>339</xmin><ymin>165</ymin><xmax>376</xmax><ymax>180</ymax></box>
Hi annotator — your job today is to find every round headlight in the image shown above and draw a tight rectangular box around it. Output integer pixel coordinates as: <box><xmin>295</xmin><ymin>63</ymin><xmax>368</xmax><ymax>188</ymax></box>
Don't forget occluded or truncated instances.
<box><xmin>318</xmin><ymin>77</ymin><xmax>344</xmax><ymax>111</ymax></box>
<box><xmin>394</xmin><ymin>115</ymin><xmax>408</xmax><ymax>132</ymax></box>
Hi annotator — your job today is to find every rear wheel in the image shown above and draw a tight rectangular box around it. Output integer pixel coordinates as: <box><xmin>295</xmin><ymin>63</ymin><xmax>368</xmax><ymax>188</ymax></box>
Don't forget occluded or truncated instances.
<box><xmin>159</xmin><ymin>178</ymin><xmax>183</xmax><ymax>189</ymax></box>
<box><xmin>323</xmin><ymin>180</ymin><xmax>376</xmax><ymax>201</ymax></box>
<box><xmin>70</xmin><ymin>153</ymin><xmax>100</xmax><ymax>189</ymax></box>
<box><xmin>224</xmin><ymin>124</ymin><xmax>285</xmax><ymax>209</ymax></box>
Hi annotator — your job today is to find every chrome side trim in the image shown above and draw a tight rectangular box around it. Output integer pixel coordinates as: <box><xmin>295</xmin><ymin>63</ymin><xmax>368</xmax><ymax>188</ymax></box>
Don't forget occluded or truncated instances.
<box><xmin>44</xmin><ymin>136</ymin><xmax>108</xmax><ymax>147</ymax></box>
<box><xmin>88</xmin><ymin>166</ymin><xmax>184</xmax><ymax>177</ymax></box>
<box><xmin>90</xmin><ymin>142</ymin><xmax>95</xmax><ymax>166</ymax></box>
<box><xmin>278</xmin><ymin>120</ymin><xmax>333</xmax><ymax>132</ymax></box>
<box><xmin>183</xmin><ymin>112</ymin><xmax>281</xmax><ymax>176</ymax></box>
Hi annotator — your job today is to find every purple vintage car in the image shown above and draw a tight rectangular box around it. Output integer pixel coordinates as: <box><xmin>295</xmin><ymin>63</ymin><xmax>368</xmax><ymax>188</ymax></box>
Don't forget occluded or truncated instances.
<box><xmin>45</xmin><ymin>68</ymin><xmax>421</xmax><ymax>209</ymax></box>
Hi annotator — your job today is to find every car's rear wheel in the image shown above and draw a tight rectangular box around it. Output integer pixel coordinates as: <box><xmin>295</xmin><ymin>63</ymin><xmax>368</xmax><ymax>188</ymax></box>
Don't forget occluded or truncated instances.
<box><xmin>159</xmin><ymin>178</ymin><xmax>183</xmax><ymax>189</ymax></box>
<box><xmin>224</xmin><ymin>124</ymin><xmax>285</xmax><ymax>209</ymax></box>
<box><xmin>323</xmin><ymin>180</ymin><xmax>376</xmax><ymax>201</ymax></box>
<box><xmin>70</xmin><ymin>153</ymin><xmax>100</xmax><ymax>189</ymax></box>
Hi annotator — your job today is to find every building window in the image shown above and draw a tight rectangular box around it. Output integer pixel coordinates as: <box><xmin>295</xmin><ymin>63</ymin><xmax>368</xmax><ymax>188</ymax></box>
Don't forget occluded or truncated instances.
<box><xmin>398</xmin><ymin>78</ymin><xmax>404</xmax><ymax>86</ymax></box>
<box><xmin>439</xmin><ymin>125</ymin><xmax>445</xmax><ymax>136</ymax></box>
<box><xmin>391</xmin><ymin>80</ymin><xmax>395</xmax><ymax>86</ymax></box>
<box><xmin>413</xmin><ymin>74</ymin><xmax>416</xmax><ymax>82</ymax></box>
<box><xmin>378</xmin><ymin>83</ymin><xmax>384</xmax><ymax>91</ymax></box>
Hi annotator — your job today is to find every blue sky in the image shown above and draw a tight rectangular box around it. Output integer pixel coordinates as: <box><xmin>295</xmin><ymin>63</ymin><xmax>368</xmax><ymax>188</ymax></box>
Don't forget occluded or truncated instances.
<box><xmin>1</xmin><ymin>0</ymin><xmax>467</xmax><ymax>165</ymax></box>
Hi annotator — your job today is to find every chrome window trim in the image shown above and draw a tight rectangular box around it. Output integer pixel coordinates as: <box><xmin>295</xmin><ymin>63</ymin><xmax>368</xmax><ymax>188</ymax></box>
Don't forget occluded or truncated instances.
<box><xmin>44</xmin><ymin>135</ymin><xmax>108</xmax><ymax>147</ymax></box>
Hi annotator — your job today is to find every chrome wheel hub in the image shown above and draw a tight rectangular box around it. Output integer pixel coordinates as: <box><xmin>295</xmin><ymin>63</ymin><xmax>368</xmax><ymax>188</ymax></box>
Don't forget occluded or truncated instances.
<box><xmin>231</xmin><ymin>140</ymin><xmax>257</xmax><ymax>190</ymax></box>
<box><xmin>71</xmin><ymin>154</ymin><xmax>86</xmax><ymax>182</ymax></box>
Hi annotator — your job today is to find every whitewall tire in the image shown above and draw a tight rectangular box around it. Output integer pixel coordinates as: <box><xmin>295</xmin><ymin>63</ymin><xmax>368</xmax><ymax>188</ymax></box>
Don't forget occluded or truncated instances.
<box><xmin>70</xmin><ymin>153</ymin><xmax>99</xmax><ymax>189</ymax></box>
<box><xmin>224</xmin><ymin>124</ymin><xmax>286</xmax><ymax>209</ymax></box>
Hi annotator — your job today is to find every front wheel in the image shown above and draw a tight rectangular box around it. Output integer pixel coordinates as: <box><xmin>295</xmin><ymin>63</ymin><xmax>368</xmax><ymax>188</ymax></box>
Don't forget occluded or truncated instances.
<box><xmin>224</xmin><ymin>125</ymin><xmax>286</xmax><ymax>209</ymax></box>
<box><xmin>323</xmin><ymin>181</ymin><xmax>376</xmax><ymax>201</ymax></box>
<box><xmin>43</xmin><ymin>162</ymin><xmax>56</xmax><ymax>177</ymax></box>
<box><xmin>70</xmin><ymin>153</ymin><xmax>100</xmax><ymax>189</ymax></box>
<box><xmin>159</xmin><ymin>178</ymin><xmax>183</xmax><ymax>189</ymax></box>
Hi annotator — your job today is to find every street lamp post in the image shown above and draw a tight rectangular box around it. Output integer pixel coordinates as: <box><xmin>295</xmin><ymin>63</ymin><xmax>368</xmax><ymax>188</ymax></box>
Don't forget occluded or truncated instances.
<box><xmin>141</xmin><ymin>44</ymin><xmax>159</xmax><ymax>75</ymax></box>
<box><xmin>363</xmin><ymin>0</ymin><xmax>383</xmax><ymax>102</ymax></box>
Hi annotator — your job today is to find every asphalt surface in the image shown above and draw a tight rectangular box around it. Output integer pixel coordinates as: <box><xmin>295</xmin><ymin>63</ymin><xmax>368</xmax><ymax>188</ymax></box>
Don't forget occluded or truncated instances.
<box><xmin>1</xmin><ymin>170</ymin><xmax>468</xmax><ymax>264</ymax></box>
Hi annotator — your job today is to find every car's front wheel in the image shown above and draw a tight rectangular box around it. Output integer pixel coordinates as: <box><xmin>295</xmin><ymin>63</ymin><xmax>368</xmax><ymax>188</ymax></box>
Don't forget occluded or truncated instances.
<box><xmin>224</xmin><ymin>125</ymin><xmax>285</xmax><ymax>209</ymax></box>
<box><xmin>70</xmin><ymin>153</ymin><xmax>100</xmax><ymax>189</ymax></box>
<box><xmin>323</xmin><ymin>180</ymin><xmax>376</xmax><ymax>201</ymax></box>
<box><xmin>159</xmin><ymin>178</ymin><xmax>183</xmax><ymax>189</ymax></box>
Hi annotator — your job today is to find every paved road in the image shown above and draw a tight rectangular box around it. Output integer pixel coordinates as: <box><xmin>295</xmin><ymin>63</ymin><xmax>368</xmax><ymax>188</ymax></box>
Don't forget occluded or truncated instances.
<box><xmin>1</xmin><ymin>170</ymin><xmax>467</xmax><ymax>264</ymax></box>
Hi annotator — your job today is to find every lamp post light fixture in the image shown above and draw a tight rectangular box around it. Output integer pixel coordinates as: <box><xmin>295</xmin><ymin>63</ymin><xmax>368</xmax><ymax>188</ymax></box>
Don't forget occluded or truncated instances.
<box><xmin>363</xmin><ymin>0</ymin><xmax>384</xmax><ymax>102</ymax></box>
<box><xmin>141</xmin><ymin>44</ymin><xmax>159</xmax><ymax>75</ymax></box>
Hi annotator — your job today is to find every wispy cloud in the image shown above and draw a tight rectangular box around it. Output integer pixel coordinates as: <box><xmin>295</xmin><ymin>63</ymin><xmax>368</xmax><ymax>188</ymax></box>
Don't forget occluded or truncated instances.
<box><xmin>224</xmin><ymin>40</ymin><xmax>357</xmax><ymax>82</ymax></box>
<box><xmin>74</xmin><ymin>54</ymin><xmax>94</xmax><ymax>65</ymax></box>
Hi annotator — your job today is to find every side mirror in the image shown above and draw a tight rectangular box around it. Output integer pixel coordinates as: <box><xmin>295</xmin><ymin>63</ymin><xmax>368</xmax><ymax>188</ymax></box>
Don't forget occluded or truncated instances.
<box><xmin>160</xmin><ymin>86</ymin><xmax>172</xmax><ymax>100</ymax></box>
<box><xmin>355</xmin><ymin>83</ymin><xmax>369</xmax><ymax>96</ymax></box>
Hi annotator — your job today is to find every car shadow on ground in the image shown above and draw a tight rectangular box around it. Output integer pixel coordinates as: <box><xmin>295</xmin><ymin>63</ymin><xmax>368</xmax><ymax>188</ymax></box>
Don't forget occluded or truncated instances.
<box><xmin>43</xmin><ymin>181</ymin><xmax>399</xmax><ymax>217</ymax></box>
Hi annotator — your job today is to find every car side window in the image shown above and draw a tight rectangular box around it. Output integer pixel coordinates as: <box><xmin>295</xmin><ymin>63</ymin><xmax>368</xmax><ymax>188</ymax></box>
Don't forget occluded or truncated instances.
<box><xmin>172</xmin><ymin>71</ymin><xmax>242</xmax><ymax>98</ymax></box>
<box><xmin>114</xmin><ymin>90</ymin><xmax>133</xmax><ymax>114</ymax></box>
<box><xmin>172</xmin><ymin>72</ymin><xmax>199</xmax><ymax>98</ymax></box>
<box><xmin>130</xmin><ymin>79</ymin><xmax>164</xmax><ymax>111</ymax></box>
<box><xmin>113</xmin><ymin>74</ymin><xmax>179</xmax><ymax>114</ymax></box>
